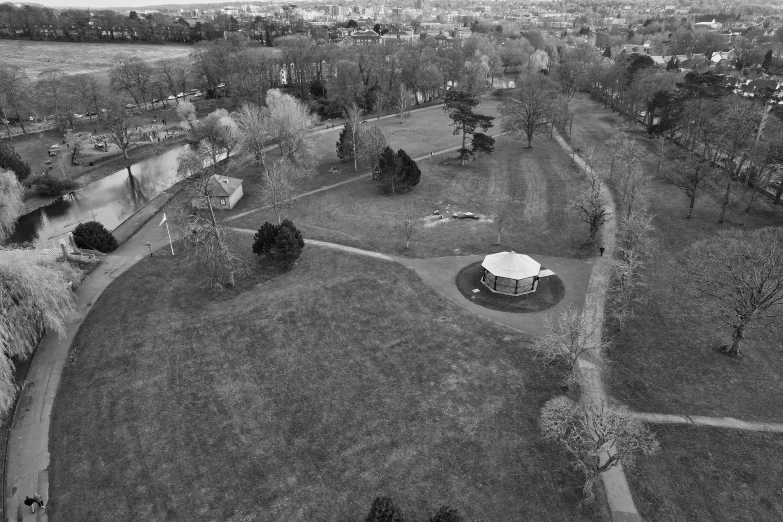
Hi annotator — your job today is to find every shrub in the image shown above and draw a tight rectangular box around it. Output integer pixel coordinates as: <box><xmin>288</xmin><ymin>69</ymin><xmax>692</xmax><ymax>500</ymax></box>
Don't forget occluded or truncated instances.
<box><xmin>36</xmin><ymin>174</ymin><xmax>79</xmax><ymax>196</ymax></box>
<box><xmin>252</xmin><ymin>219</ymin><xmax>305</xmax><ymax>267</ymax></box>
<box><xmin>72</xmin><ymin>221</ymin><xmax>118</xmax><ymax>253</ymax></box>
<box><xmin>429</xmin><ymin>506</ymin><xmax>463</xmax><ymax>522</ymax></box>
<box><xmin>252</xmin><ymin>221</ymin><xmax>278</xmax><ymax>256</ymax></box>
<box><xmin>0</xmin><ymin>143</ymin><xmax>31</xmax><ymax>181</ymax></box>
<box><xmin>365</xmin><ymin>496</ymin><xmax>403</xmax><ymax>522</ymax></box>
<box><xmin>336</xmin><ymin>122</ymin><xmax>354</xmax><ymax>160</ymax></box>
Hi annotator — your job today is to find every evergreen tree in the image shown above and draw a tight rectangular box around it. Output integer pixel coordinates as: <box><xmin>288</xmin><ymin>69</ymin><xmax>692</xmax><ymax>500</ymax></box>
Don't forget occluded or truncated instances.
<box><xmin>272</xmin><ymin>226</ymin><xmax>303</xmax><ymax>267</ymax></box>
<box><xmin>429</xmin><ymin>506</ymin><xmax>463</xmax><ymax>522</ymax></box>
<box><xmin>443</xmin><ymin>89</ymin><xmax>495</xmax><ymax>165</ymax></box>
<box><xmin>374</xmin><ymin>146</ymin><xmax>401</xmax><ymax>194</ymax></box>
<box><xmin>666</xmin><ymin>57</ymin><xmax>679</xmax><ymax>71</ymax></box>
<box><xmin>397</xmin><ymin>149</ymin><xmax>421</xmax><ymax>191</ymax></box>
<box><xmin>471</xmin><ymin>133</ymin><xmax>495</xmax><ymax>158</ymax></box>
<box><xmin>252</xmin><ymin>221</ymin><xmax>278</xmax><ymax>256</ymax></box>
<box><xmin>72</xmin><ymin>221</ymin><xmax>118</xmax><ymax>253</ymax></box>
<box><xmin>0</xmin><ymin>143</ymin><xmax>31</xmax><ymax>181</ymax></box>
<box><xmin>336</xmin><ymin>122</ymin><xmax>354</xmax><ymax>161</ymax></box>
<box><xmin>365</xmin><ymin>496</ymin><xmax>403</xmax><ymax>522</ymax></box>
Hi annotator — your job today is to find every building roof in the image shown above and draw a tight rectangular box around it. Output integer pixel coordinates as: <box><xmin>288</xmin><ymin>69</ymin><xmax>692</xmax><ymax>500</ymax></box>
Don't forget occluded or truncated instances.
<box><xmin>482</xmin><ymin>251</ymin><xmax>541</xmax><ymax>280</ymax></box>
<box><xmin>207</xmin><ymin>174</ymin><xmax>242</xmax><ymax>197</ymax></box>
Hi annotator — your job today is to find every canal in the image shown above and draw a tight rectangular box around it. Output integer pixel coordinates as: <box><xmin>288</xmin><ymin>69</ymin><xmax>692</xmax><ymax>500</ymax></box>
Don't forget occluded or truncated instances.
<box><xmin>7</xmin><ymin>144</ymin><xmax>192</xmax><ymax>247</ymax></box>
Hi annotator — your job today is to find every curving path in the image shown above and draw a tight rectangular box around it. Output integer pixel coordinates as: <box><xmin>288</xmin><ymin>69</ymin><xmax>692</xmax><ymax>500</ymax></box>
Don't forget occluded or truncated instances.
<box><xmin>229</xmin><ymin>228</ymin><xmax>595</xmax><ymax>338</ymax></box>
<box><xmin>4</xmin><ymin>214</ymin><xmax>173</xmax><ymax>522</ymax></box>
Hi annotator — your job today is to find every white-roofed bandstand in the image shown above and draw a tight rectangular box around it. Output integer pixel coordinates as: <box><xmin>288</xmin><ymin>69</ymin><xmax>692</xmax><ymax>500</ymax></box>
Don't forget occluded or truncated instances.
<box><xmin>481</xmin><ymin>251</ymin><xmax>542</xmax><ymax>296</ymax></box>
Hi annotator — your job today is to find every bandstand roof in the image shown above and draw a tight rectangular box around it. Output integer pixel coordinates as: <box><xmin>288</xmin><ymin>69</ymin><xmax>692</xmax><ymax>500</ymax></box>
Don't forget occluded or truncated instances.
<box><xmin>481</xmin><ymin>251</ymin><xmax>541</xmax><ymax>280</ymax></box>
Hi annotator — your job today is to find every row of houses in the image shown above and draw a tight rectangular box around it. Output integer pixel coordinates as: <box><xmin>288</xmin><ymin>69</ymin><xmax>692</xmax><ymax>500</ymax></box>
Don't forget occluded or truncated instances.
<box><xmin>332</xmin><ymin>28</ymin><xmax>461</xmax><ymax>48</ymax></box>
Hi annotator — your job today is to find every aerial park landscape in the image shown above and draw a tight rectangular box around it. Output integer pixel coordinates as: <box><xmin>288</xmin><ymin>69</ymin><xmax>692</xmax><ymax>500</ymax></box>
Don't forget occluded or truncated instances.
<box><xmin>2</xmin><ymin>2</ymin><xmax>783</xmax><ymax>521</ymax></box>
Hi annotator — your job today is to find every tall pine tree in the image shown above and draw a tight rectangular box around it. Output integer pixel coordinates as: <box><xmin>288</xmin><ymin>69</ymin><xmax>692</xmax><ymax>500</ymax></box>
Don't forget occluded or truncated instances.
<box><xmin>336</xmin><ymin>122</ymin><xmax>354</xmax><ymax>161</ymax></box>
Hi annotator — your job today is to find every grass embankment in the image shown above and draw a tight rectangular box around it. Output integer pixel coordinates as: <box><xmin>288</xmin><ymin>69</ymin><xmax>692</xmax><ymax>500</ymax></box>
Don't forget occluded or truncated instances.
<box><xmin>568</xmin><ymin>94</ymin><xmax>783</xmax><ymax>520</ymax></box>
<box><xmin>227</xmin><ymin>132</ymin><xmax>592</xmax><ymax>259</ymax></box>
<box><xmin>49</xmin><ymin>243</ymin><xmax>609</xmax><ymax>522</ymax></box>
<box><xmin>455</xmin><ymin>261</ymin><xmax>565</xmax><ymax>313</ymax></box>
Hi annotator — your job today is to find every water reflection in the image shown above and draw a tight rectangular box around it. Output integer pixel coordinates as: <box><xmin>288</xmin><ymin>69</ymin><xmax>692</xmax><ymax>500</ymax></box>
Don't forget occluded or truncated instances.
<box><xmin>7</xmin><ymin>145</ymin><xmax>191</xmax><ymax>247</ymax></box>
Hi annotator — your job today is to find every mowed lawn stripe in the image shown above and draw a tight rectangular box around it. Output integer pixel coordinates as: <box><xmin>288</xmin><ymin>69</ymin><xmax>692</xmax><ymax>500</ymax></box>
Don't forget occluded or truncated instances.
<box><xmin>229</xmin><ymin>136</ymin><xmax>591</xmax><ymax>260</ymax></box>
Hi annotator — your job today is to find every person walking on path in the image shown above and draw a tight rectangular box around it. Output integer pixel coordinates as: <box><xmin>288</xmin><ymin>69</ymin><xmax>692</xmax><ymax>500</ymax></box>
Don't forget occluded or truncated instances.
<box><xmin>24</xmin><ymin>494</ymin><xmax>44</xmax><ymax>513</ymax></box>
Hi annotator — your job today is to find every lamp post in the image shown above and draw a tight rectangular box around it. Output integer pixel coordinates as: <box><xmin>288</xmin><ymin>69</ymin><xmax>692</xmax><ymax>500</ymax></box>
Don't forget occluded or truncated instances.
<box><xmin>146</xmin><ymin>242</ymin><xmax>152</xmax><ymax>257</ymax></box>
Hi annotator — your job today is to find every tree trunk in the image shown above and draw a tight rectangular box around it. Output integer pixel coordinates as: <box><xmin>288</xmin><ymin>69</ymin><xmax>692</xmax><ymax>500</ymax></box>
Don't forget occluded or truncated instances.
<box><xmin>775</xmin><ymin>182</ymin><xmax>783</xmax><ymax>204</ymax></box>
<box><xmin>687</xmin><ymin>196</ymin><xmax>695</xmax><ymax>219</ymax></box>
<box><xmin>16</xmin><ymin>110</ymin><xmax>26</xmax><ymax>135</ymax></box>
<box><xmin>718</xmin><ymin>177</ymin><xmax>731</xmax><ymax>224</ymax></box>
<box><xmin>0</xmin><ymin>106</ymin><xmax>10</xmax><ymax>139</ymax></box>
<box><xmin>461</xmin><ymin>122</ymin><xmax>467</xmax><ymax>166</ymax></box>
<box><xmin>123</xmin><ymin>148</ymin><xmax>129</xmax><ymax>159</ymax></box>
<box><xmin>725</xmin><ymin>323</ymin><xmax>746</xmax><ymax>356</ymax></box>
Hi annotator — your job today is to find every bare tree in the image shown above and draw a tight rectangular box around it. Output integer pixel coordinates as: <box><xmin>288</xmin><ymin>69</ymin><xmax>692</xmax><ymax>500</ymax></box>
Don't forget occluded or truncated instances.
<box><xmin>501</xmin><ymin>73</ymin><xmax>560</xmax><ymax>148</ymax></box>
<box><xmin>0</xmin><ymin>65</ymin><xmax>31</xmax><ymax>137</ymax></box>
<box><xmin>69</xmin><ymin>74</ymin><xmax>103</xmax><ymax>122</ymax></box>
<box><xmin>616</xmin><ymin>157</ymin><xmax>650</xmax><ymax>220</ymax></box>
<box><xmin>345</xmin><ymin>103</ymin><xmax>362</xmax><ymax>172</ymax></box>
<box><xmin>38</xmin><ymin>67</ymin><xmax>67</xmax><ymax>131</ymax></box>
<box><xmin>572</xmin><ymin>172</ymin><xmax>610</xmax><ymax>242</ymax></box>
<box><xmin>532</xmin><ymin>305</ymin><xmax>605</xmax><ymax>384</ymax></box>
<box><xmin>659</xmin><ymin>151</ymin><xmax>713</xmax><ymax>219</ymax></box>
<box><xmin>266</xmin><ymin>89</ymin><xmax>319</xmax><ymax>173</ymax></box>
<box><xmin>103</xmin><ymin>102</ymin><xmax>139</xmax><ymax>159</ymax></box>
<box><xmin>356</xmin><ymin>125</ymin><xmax>387</xmax><ymax>175</ymax></box>
<box><xmin>236</xmin><ymin>102</ymin><xmax>273</xmax><ymax>168</ymax></box>
<box><xmin>397</xmin><ymin>84</ymin><xmax>412</xmax><ymax>122</ymax></box>
<box><xmin>0</xmin><ymin>169</ymin><xmax>24</xmax><ymax>239</ymax></box>
<box><xmin>493</xmin><ymin>199</ymin><xmax>510</xmax><ymax>245</ymax></box>
<box><xmin>540</xmin><ymin>396</ymin><xmax>659</xmax><ymax>500</ymax></box>
<box><xmin>680</xmin><ymin>227</ymin><xmax>783</xmax><ymax>356</ymax></box>
<box><xmin>176</xmin><ymin>101</ymin><xmax>197</xmax><ymax>129</ymax></box>
<box><xmin>176</xmin><ymin>150</ymin><xmax>244</xmax><ymax>288</ymax></box>
<box><xmin>188</xmin><ymin>109</ymin><xmax>236</xmax><ymax>168</ymax></box>
<box><xmin>262</xmin><ymin>160</ymin><xmax>299</xmax><ymax>225</ymax></box>
<box><xmin>398</xmin><ymin>200</ymin><xmax>421</xmax><ymax>249</ymax></box>
<box><xmin>608</xmin><ymin>249</ymin><xmax>647</xmax><ymax>330</ymax></box>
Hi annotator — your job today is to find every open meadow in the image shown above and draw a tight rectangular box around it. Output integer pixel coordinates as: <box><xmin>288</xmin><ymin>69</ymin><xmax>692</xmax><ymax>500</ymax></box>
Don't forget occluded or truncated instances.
<box><xmin>48</xmin><ymin>242</ymin><xmax>609</xmax><ymax>522</ymax></box>
<box><xmin>0</xmin><ymin>40</ymin><xmax>192</xmax><ymax>78</ymax></box>
<box><xmin>224</xmin><ymin>105</ymin><xmax>593</xmax><ymax>259</ymax></box>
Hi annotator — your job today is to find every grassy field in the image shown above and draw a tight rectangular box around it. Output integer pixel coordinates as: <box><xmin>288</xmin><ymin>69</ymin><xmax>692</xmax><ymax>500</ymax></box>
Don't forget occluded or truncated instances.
<box><xmin>568</xmin><ymin>95</ymin><xmax>783</xmax><ymax>422</ymax></box>
<box><xmin>0</xmin><ymin>40</ymin><xmax>192</xmax><ymax>78</ymax></box>
<box><xmin>49</xmin><ymin>242</ymin><xmax>609</xmax><ymax>522</ymax></box>
<box><xmin>227</xmin><ymin>132</ymin><xmax>593</xmax><ymax>259</ymax></box>
<box><xmin>567</xmin><ymin>93</ymin><xmax>783</xmax><ymax>519</ymax></box>
<box><xmin>627</xmin><ymin>425</ymin><xmax>783</xmax><ymax>521</ymax></box>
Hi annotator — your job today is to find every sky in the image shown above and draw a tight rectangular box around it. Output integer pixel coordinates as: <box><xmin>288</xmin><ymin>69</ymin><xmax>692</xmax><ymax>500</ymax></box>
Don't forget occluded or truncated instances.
<box><xmin>28</xmin><ymin>0</ymin><xmax>205</xmax><ymax>8</ymax></box>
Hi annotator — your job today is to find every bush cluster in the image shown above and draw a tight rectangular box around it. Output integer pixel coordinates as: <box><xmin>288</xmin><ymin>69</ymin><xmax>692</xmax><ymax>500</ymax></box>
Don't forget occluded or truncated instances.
<box><xmin>0</xmin><ymin>143</ymin><xmax>31</xmax><ymax>181</ymax></box>
<box><xmin>252</xmin><ymin>219</ymin><xmax>305</xmax><ymax>267</ymax></box>
<box><xmin>36</xmin><ymin>174</ymin><xmax>80</xmax><ymax>196</ymax></box>
<box><xmin>72</xmin><ymin>221</ymin><xmax>118</xmax><ymax>253</ymax></box>
<box><xmin>364</xmin><ymin>497</ymin><xmax>464</xmax><ymax>522</ymax></box>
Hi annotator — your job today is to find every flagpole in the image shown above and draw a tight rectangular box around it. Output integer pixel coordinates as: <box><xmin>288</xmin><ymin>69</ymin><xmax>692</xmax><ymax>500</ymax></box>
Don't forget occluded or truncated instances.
<box><xmin>165</xmin><ymin>220</ymin><xmax>174</xmax><ymax>255</ymax></box>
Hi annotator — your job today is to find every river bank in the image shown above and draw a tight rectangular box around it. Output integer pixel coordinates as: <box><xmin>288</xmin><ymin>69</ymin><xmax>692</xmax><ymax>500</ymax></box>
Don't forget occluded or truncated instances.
<box><xmin>22</xmin><ymin>134</ymin><xmax>188</xmax><ymax>214</ymax></box>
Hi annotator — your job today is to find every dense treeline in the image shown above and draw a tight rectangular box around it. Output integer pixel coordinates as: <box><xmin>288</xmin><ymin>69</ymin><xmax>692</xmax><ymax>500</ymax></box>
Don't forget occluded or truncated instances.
<box><xmin>0</xmin><ymin>3</ymin><xmax>297</xmax><ymax>44</ymax></box>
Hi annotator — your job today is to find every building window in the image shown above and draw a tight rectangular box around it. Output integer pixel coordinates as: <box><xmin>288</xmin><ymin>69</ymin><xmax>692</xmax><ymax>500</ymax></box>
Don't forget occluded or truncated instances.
<box><xmin>220</xmin><ymin>197</ymin><xmax>227</xmax><ymax>206</ymax></box>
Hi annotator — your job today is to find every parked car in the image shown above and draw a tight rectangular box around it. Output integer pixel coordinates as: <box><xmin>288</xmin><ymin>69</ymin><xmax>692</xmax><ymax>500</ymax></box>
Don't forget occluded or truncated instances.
<box><xmin>176</xmin><ymin>92</ymin><xmax>185</xmax><ymax>98</ymax></box>
<box><xmin>166</xmin><ymin>95</ymin><xmax>176</xmax><ymax>100</ymax></box>
<box><xmin>192</xmin><ymin>92</ymin><xmax>202</xmax><ymax>98</ymax></box>
<box><xmin>0</xmin><ymin>119</ymin><xmax>8</xmax><ymax>124</ymax></box>
<box><xmin>152</xmin><ymin>99</ymin><xmax>160</xmax><ymax>104</ymax></box>
<box><xmin>217</xmin><ymin>83</ymin><xmax>225</xmax><ymax>88</ymax></box>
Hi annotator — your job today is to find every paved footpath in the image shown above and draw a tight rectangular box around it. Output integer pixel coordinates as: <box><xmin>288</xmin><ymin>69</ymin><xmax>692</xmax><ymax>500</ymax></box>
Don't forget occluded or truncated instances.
<box><xmin>229</xmin><ymin>229</ymin><xmax>595</xmax><ymax>338</ymax></box>
<box><xmin>552</xmin><ymin>131</ymin><xmax>643</xmax><ymax>522</ymax></box>
<box><xmin>632</xmin><ymin>412</ymin><xmax>783</xmax><ymax>433</ymax></box>
<box><xmin>5</xmin><ymin>211</ymin><xmax>172</xmax><ymax>522</ymax></box>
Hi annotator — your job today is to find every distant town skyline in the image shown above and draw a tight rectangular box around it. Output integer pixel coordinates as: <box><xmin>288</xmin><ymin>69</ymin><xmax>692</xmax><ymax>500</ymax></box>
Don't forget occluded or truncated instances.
<box><xmin>32</xmin><ymin>0</ymin><xmax>204</xmax><ymax>8</ymax></box>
